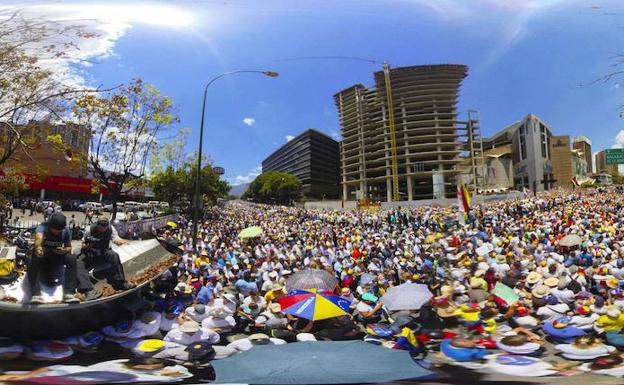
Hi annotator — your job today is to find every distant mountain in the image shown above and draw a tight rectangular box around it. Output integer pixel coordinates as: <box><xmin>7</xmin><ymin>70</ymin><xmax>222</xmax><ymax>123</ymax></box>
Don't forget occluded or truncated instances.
<box><xmin>229</xmin><ymin>183</ymin><xmax>249</xmax><ymax>197</ymax></box>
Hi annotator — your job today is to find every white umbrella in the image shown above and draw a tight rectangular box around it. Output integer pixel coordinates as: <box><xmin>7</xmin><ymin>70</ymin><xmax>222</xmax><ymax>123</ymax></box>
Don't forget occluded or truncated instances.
<box><xmin>559</xmin><ymin>234</ymin><xmax>583</xmax><ymax>247</ymax></box>
<box><xmin>381</xmin><ymin>283</ymin><xmax>433</xmax><ymax>311</ymax></box>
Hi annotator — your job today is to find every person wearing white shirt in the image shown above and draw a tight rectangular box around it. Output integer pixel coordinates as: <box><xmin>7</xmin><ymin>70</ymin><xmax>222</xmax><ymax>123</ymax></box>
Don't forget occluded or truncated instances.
<box><xmin>551</xmin><ymin>283</ymin><xmax>576</xmax><ymax>305</ymax></box>
<box><xmin>226</xmin><ymin>333</ymin><xmax>286</xmax><ymax>353</ymax></box>
<box><xmin>185</xmin><ymin>304</ymin><xmax>210</xmax><ymax>323</ymax></box>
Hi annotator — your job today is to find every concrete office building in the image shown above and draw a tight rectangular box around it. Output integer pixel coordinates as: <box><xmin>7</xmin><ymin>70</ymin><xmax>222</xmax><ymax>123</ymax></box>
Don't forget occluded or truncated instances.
<box><xmin>572</xmin><ymin>136</ymin><xmax>592</xmax><ymax>173</ymax></box>
<box><xmin>482</xmin><ymin>114</ymin><xmax>555</xmax><ymax>192</ymax></box>
<box><xmin>262</xmin><ymin>129</ymin><xmax>340</xmax><ymax>199</ymax></box>
<box><xmin>595</xmin><ymin>150</ymin><xmax>620</xmax><ymax>176</ymax></box>
<box><xmin>335</xmin><ymin>64</ymin><xmax>468</xmax><ymax>202</ymax></box>
<box><xmin>550</xmin><ymin>135</ymin><xmax>587</xmax><ymax>187</ymax></box>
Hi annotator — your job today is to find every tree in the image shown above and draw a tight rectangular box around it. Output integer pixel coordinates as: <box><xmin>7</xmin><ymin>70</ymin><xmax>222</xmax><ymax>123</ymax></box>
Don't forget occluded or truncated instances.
<box><xmin>149</xmin><ymin>155</ymin><xmax>230</xmax><ymax>213</ymax></box>
<box><xmin>0</xmin><ymin>11</ymin><xmax>102</xmax><ymax>169</ymax></box>
<box><xmin>243</xmin><ymin>171</ymin><xmax>301</xmax><ymax>204</ymax></box>
<box><xmin>73</xmin><ymin>79</ymin><xmax>177</xmax><ymax>219</ymax></box>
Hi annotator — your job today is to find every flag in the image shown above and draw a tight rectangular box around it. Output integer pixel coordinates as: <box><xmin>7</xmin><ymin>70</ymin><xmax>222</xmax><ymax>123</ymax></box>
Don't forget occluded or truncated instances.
<box><xmin>393</xmin><ymin>327</ymin><xmax>421</xmax><ymax>354</ymax></box>
<box><xmin>457</xmin><ymin>183</ymin><xmax>471</xmax><ymax>217</ymax></box>
<box><xmin>571</xmin><ymin>176</ymin><xmax>580</xmax><ymax>187</ymax></box>
<box><xmin>493</xmin><ymin>282</ymin><xmax>519</xmax><ymax>306</ymax></box>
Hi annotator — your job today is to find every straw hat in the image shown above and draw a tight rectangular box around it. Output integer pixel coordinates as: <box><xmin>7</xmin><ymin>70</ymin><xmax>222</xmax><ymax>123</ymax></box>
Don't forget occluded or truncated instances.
<box><xmin>474</xmin><ymin>270</ymin><xmax>485</xmax><ymax>278</ymax></box>
<box><xmin>606</xmin><ymin>277</ymin><xmax>620</xmax><ymax>289</ymax></box>
<box><xmin>440</xmin><ymin>285</ymin><xmax>454</xmax><ymax>297</ymax></box>
<box><xmin>249</xmin><ymin>333</ymin><xmax>270</xmax><ymax>345</ymax></box>
<box><xmin>180</xmin><ymin>321</ymin><xmax>200</xmax><ymax>333</ymax></box>
<box><xmin>526</xmin><ymin>272</ymin><xmax>542</xmax><ymax>285</ymax></box>
<box><xmin>544</xmin><ymin>277</ymin><xmax>559</xmax><ymax>288</ymax></box>
<box><xmin>531</xmin><ymin>285</ymin><xmax>550</xmax><ymax>299</ymax></box>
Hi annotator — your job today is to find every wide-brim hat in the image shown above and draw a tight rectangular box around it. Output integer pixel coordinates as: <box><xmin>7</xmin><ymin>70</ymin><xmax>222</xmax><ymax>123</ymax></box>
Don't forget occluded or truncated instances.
<box><xmin>137</xmin><ymin>339</ymin><xmax>165</xmax><ymax>353</ymax></box>
<box><xmin>526</xmin><ymin>272</ymin><xmax>542</xmax><ymax>285</ymax></box>
<box><xmin>607</xmin><ymin>277</ymin><xmax>620</xmax><ymax>289</ymax></box>
<box><xmin>544</xmin><ymin>277</ymin><xmax>559</xmax><ymax>288</ymax></box>
<box><xmin>180</xmin><ymin>321</ymin><xmax>200</xmax><ymax>333</ymax></box>
<box><xmin>532</xmin><ymin>285</ymin><xmax>550</xmax><ymax>299</ymax></box>
<box><xmin>249</xmin><ymin>333</ymin><xmax>270</xmax><ymax>345</ymax></box>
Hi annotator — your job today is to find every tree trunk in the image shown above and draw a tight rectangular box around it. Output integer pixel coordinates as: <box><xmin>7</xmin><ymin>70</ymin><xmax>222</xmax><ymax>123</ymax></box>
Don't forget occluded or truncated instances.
<box><xmin>111</xmin><ymin>191</ymin><xmax>120</xmax><ymax>221</ymax></box>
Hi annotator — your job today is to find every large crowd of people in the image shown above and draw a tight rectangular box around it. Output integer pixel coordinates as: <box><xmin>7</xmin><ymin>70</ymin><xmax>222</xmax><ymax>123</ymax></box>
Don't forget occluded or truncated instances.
<box><xmin>8</xmin><ymin>187</ymin><xmax>624</xmax><ymax>381</ymax></box>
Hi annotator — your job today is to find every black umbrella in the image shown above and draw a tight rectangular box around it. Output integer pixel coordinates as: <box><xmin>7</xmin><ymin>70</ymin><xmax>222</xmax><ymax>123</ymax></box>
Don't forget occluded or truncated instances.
<box><xmin>286</xmin><ymin>269</ymin><xmax>338</xmax><ymax>292</ymax></box>
<box><xmin>212</xmin><ymin>341</ymin><xmax>434</xmax><ymax>384</ymax></box>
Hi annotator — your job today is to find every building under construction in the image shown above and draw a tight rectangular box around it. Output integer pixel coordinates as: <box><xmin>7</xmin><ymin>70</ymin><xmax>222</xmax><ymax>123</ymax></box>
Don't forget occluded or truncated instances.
<box><xmin>335</xmin><ymin>64</ymin><xmax>471</xmax><ymax>202</ymax></box>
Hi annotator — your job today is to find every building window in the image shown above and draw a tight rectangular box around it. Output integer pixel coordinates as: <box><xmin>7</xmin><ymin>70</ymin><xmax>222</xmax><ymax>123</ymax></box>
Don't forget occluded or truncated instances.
<box><xmin>540</xmin><ymin>124</ymin><xmax>548</xmax><ymax>159</ymax></box>
<box><xmin>518</xmin><ymin>125</ymin><xmax>527</xmax><ymax>161</ymax></box>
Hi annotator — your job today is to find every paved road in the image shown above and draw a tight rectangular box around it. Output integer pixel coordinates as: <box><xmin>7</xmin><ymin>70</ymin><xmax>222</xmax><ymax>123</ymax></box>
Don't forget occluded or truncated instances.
<box><xmin>8</xmin><ymin>209</ymin><xmax>112</xmax><ymax>228</ymax></box>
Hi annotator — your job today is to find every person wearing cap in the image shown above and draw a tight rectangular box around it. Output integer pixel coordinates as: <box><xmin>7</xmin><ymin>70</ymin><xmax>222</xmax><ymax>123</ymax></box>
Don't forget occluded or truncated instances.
<box><xmin>226</xmin><ymin>333</ymin><xmax>286</xmax><ymax>353</ymax></box>
<box><xmin>536</xmin><ymin>295</ymin><xmax>570</xmax><ymax>324</ymax></box>
<box><xmin>356</xmin><ymin>293</ymin><xmax>383</xmax><ymax>325</ymax></box>
<box><xmin>596</xmin><ymin>308</ymin><xmax>624</xmax><ymax>333</ymax></box>
<box><xmin>264</xmin><ymin>284</ymin><xmax>286</xmax><ymax>303</ymax></box>
<box><xmin>28</xmin><ymin>212</ymin><xmax>80</xmax><ymax>304</ymax></box>
<box><xmin>80</xmin><ymin>217</ymin><xmax>134</xmax><ymax>292</ymax></box>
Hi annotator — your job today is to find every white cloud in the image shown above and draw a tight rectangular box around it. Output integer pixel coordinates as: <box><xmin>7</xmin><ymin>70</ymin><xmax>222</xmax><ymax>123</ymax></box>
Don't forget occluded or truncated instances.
<box><xmin>407</xmin><ymin>0</ymin><xmax>570</xmax><ymax>69</ymax></box>
<box><xmin>232</xmin><ymin>166</ymin><xmax>262</xmax><ymax>185</ymax></box>
<box><xmin>611</xmin><ymin>131</ymin><xmax>624</xmax><ymax>173</ymax></box>
<box><xmin>242</xmin><ymin>117</ymin><xmax>256</xmax><ymax>126</ymax></box>
<box><xmin>285</xmin><ymin>135</ymin><xmax>295</xmax><ymax>142</ymax></box>
<box><xmin>613</xmin><ymin>130</ymin><xmax>624</xmax><ymax>148</ymax></box>
<box><xmin>0</xmin><ymin>3</ymin><xmax>194</xmax><ymax>89</ymax></box>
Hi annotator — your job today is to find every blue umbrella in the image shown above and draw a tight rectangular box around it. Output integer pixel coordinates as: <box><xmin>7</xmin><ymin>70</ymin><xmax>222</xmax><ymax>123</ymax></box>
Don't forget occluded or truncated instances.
<box><xmin>212</xmin><ymin>340</ymin><xmax>434</xmax><ymax>384</ymax></box>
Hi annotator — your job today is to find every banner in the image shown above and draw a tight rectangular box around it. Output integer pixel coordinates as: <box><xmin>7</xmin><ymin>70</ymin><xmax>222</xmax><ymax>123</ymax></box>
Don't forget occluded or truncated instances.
<box><xmin>113</xmin><ymin>214</ymin><xmax>179</xmax><ymax>238</ymax></box>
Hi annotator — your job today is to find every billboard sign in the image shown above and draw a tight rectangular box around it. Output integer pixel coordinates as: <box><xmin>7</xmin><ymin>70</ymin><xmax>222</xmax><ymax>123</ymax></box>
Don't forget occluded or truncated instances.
<box><xmin>606</xmin><ymin>149</ymin><xmax>624</xmax><ymax>165</ymax></box>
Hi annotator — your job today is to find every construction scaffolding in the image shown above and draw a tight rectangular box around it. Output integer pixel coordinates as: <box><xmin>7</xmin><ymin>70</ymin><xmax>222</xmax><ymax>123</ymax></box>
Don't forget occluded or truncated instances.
<box><xmin>458</xmin><ymin>109</ymin><xmax>485</xmax><ymax>195</ymax></box>
<box><xmin>336</xmin><ymin>64</ymin><xmax>469</xmax><ymax>202</ymax></box>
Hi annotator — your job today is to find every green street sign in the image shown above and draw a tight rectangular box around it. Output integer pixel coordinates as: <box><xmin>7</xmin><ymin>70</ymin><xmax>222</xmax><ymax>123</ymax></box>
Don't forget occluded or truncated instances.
<box><xmin>606</xmin><ymin>148</ymin><xmax>624</xmax><ymax>165</ymax></box>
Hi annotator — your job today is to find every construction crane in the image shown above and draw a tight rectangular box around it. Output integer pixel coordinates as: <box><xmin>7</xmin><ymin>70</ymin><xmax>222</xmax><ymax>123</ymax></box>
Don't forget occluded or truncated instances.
<box><xmin>383</xmin><ymin>62</ymin><xmax>400</xmax><ymax>202</ymax></box>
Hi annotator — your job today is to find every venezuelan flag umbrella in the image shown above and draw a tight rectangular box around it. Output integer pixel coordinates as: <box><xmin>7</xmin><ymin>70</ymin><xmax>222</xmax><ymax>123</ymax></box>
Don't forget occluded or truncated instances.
<box><xmin>278</xmin><ymin>289</ymin><xmax>351</xmax><ymax>321</ymax></box>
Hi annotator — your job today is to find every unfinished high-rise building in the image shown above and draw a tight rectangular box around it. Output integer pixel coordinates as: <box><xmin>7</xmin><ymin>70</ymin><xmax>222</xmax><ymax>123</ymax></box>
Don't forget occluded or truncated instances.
<box><xmin>335</xmin><ymin>64</ymin><xmax>469</xmax><ymax>202</ymax></box>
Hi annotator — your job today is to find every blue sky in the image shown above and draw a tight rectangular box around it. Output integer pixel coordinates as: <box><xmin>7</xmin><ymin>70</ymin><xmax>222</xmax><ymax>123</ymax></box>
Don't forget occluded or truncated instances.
<box><xmin>8</xmin><ymin>0</ymin><xmax>624</xmax><ymax>182</ymax></box>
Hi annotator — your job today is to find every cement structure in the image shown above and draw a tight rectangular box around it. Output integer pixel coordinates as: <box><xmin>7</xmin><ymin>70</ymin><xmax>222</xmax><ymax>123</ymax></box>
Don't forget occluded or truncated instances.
<box><xmin>335</xmin><ymin>64</ymin><xmax>468</xmax><ymax>202</ymax></box>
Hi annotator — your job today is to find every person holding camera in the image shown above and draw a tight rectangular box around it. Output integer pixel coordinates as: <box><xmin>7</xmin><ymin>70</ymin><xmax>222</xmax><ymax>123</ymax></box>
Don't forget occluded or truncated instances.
<box><xmin>28</xmin><ymin>213</ymin><xmax>80</xmax><ymax>304</ymax></box>
<box><xmin>80</xmin><ymin>218</ymin><xmax>135</xmax><ymax>294</ymax></box>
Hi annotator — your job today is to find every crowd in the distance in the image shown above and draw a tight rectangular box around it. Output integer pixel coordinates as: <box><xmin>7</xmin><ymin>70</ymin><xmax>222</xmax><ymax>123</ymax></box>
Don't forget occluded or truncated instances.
<box><xmin>8</xmin><ymin>187</ymin><xmax>624</xmax><ymax>380</ymax></box>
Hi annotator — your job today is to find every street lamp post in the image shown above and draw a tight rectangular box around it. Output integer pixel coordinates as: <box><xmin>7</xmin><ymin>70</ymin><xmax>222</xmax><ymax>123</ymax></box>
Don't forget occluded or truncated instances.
<box><xmin>191</xmin><ymin>70</ymin><xmax>279</xmax><ymax>251</ymax></box>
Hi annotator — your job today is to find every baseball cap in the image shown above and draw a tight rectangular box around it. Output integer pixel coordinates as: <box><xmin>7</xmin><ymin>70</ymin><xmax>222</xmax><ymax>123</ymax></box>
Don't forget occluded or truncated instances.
<box><xmin>48</xmin><ymin>213</ymin><xmax>67</xmax><ymax>230</ymax></box>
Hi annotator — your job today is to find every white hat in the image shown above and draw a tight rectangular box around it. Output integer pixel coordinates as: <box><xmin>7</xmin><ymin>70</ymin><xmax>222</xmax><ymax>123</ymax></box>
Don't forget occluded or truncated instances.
<box><xmin>223</xmin><ymin>293</ymin><xmax>237</xmax><ymax>303</ymax></box>
<box><xmin>296</xmin><ymin>333</ymin><xmax>317</xmax><ymax>342</ymax></box>
<box><xmin>179</xmin><ymin>321</ymin><xmax>200</xmax><ymax>333</ymax></box>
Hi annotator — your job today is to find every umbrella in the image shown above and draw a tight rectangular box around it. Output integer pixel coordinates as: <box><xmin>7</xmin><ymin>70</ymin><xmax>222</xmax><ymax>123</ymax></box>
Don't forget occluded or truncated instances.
<box><xmin>166</xmin><ymin>221</ymin><xmax>177</xmax><ymax>229</ymax></box>
<box><xmin>381</xmin><ymin>283</ymin><xmax>433</xmax><ymax>311</ymax></box>
<box><xmin>559</xmin><ymin>233</ymin><xmax>582</xmax><ymax>247</ymax></box>
<box><xmin>212</xmin><ymin>340</ymin><xmax>434</xmax><ymax>384</ymax></box>
<box><xmin>279</xmin><ymin>289</ymin><xmax>350</xmax><ymax>320</ymax></box>
<box><xmin>358</xmin><ymin>273</ymin><xmax>376</xmax><ymax>286</ymax></box>
<box><xmin>238</xmin><ymin>226</ymin><xmax>263</xmax><ymax>239</ymax></box>
<box><xmin>286</xmin><ymin>269</ymin><xmax>338</xmax><ymax>291</ymax></box>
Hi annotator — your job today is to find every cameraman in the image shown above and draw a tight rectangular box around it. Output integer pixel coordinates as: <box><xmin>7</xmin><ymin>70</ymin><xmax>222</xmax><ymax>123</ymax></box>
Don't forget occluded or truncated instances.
<box><xmin>28</xmin><ymin>213</ymin><xmax>80</xmax><ymax>304</ymax></box>
<box><xmin>80</xmin><ymin>218</ymin><xmax>134</xmax><ymax>292</ymax></box>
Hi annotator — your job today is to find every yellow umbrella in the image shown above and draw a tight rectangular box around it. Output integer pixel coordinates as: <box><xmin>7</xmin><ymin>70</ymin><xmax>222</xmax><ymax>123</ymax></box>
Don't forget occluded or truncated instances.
<box><xmin>166</xmin><ymin>221</ymin><xmax>177</xmax><ymax>229</ymax></box>
<box><xmin>238</xmin><ymin>226</ymin><xmax>263</xmax><ymax>239</ymax></box>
